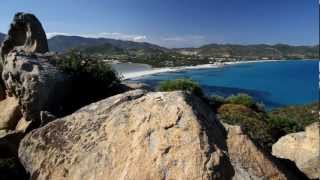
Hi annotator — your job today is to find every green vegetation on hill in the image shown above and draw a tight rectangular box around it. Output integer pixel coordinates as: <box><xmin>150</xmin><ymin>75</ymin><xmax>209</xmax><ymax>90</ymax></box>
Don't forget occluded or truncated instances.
<box><xmin>157</xmin><ymin>79</ymin><xmax>204</xmax><ymax>97</ymax></box>
<box><xmin>79</xmin><ymin>43</ymin><xmax>126</xmax><ymax>55</ymax></box>
<box><xmin>82</xmin><ymin>43</ymin><xmax>318</xmax><ymax>67</ymax></box>
<box><xmin>211</xmin><ymin>93</ymin><xmax>319</xmax><ymax>151</ymax></box>
<box><xmin>55</xmin><ymin>51</ymin><xmax>121</xmax><ymax>113</ymax></box>
<box><xmin>218</xmin><ymin>103</ymin><xmax>273</xmax><ymax>149</ymax></box>
<box><xmin>48</xmin><ymin>35</ymin><xmax>167</xmax><ymax>53</ymax></box>
<box><xmin>197</xmin><ymin>44</ymin><xmax>319</xmax><ymax>60</ymax></box>
<box><xmin>268</xmin><ymin>103</ymin><xmax>319</xmax><ymax>135</ymax></box>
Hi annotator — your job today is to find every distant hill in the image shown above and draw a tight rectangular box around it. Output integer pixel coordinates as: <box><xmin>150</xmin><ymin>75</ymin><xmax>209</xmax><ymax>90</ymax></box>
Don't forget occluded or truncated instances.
<box><xmin>79</xmin><ymin>43</ymin><xmax>126</xmax><ymax>55</ymax></box>
<box><xmin>181</xmin><ymin>44</ymin><xmax>319</xmax><ymax>59</ymax></box>
<box><xmin>1</xmin><ymin>33</ymin><xmax>318</xmax><ymax>66</ymax></box>
<box><xmin>48</xmin><ymin>35</ymin><xmax>168</xmax><ymax>53</ymax></box>
<box><xmin>0</xmin><ymin>33</ymin><xmax>6</xmax><ymax>44</ymax></box>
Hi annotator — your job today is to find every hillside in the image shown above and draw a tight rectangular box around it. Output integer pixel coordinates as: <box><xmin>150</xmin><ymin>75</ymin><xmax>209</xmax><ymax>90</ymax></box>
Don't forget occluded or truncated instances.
<box><xmin>178</xmin><ymin>44</ymin><xmax>319</xmax><ymax>60</ymax></box>
<box><xmin>48</xmin><ymin>35</ymin><xmax>167</xmax><ymax>53</ymax></box>
<box><xmin>2</xmin><ymin>33</ymin><xmax>318</xmax><ymax>67</ymax></box>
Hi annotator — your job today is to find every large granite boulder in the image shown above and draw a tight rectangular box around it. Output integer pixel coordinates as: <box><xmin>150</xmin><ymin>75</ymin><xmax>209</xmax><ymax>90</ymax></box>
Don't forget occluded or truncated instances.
<box><xmin>272</xmin><ymin>122</ymin><xmax>320</xmax><ymax>179</ymax></box>
<box><xmin>0</xmin><ymin>13</ymin><xmax>68</xmax><ymax>126</ymax></box>
<box><xmin>19</xmin><ymin>90</ymin><xmax>293</xmax><ymax>180</ymax></box>
<box><xmin>19</xmin><ymin>90</ymin><xmax>234</xmax><ymax>180</ymax></box>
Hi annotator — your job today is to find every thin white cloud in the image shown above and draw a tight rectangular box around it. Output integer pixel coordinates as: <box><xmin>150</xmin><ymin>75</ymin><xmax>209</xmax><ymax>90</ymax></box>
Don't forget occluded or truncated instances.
<box><xmin>46</xmin><ymin>32</ymin><xmax>71</xmax><ymax>38</ymax></box>
<box><xmin>163</xmin><ymin>35</ymin><xmax>206</xmax><ymax>42</ymax></box>
<box><xmin>133</xmin><ymin>36</ymin><xmax>147</xmax><ymax>41</ymax></box>
<box><xmin>155</xmin><ymin>35</ymin><xmax>208</xmax><ymax>48</ymax></box>
<box><xmin>46</xmin><ymin>32</ymin><xmax>147</xmax><ymax>42</ymax></box>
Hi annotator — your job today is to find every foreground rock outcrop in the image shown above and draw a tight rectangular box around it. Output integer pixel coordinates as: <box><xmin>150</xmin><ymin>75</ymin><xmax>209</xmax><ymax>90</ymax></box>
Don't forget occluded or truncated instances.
<box><xmin>19</xmin><ymin>90</ymin><xmax>234</xmax><ymax>179</ymax></box>
<box><xmin>224</xmin><ymin>124</ymin><xmax>292</xmax><ymax>180</ymax></box>
<box><xmin>272</xmin><ymin>122</ymin><xmax>320</xmax><ymax>179</ymax></box>
<box><xmin>19</xmin><ymin>90</ymin><xmax>293</xmax><ymax>180</ymax></box>
<box><xmin>0</xmin><ymin>13</ymin><xmax>69</xmax><ymax>127</ymax></box>
<box><xmin>2</xmin><ymin>52</ymin><xmax>69</xmax><ymax>123</ymax></box>
<box><xmin>0</xmin><ymin>12</ymin><xmax>48</xmax><ymax>61</ymax></box>
<box><xmin>0</xmin><ymin>97</ymin><xmax>21</xmax><ymax>130</ymax></box>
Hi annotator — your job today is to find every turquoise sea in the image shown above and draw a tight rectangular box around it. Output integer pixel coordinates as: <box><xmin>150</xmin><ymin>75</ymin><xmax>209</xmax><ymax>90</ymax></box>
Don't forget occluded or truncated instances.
<box><xmin>130</xmin><ymin>60</ymin><xmax>319</xmax><ymax>109</ymax></box>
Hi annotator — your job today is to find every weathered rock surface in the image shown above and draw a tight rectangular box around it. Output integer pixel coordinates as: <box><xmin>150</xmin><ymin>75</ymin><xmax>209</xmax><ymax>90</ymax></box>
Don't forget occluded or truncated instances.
<box><xmin>272</xmin><ymin>122</ymin><xmax>320</xmax><ymax>179</ymax></box>
<box><xmin>0</xmin><ymin>12</ymin><xmax>48</xmax><ymax>62</ymax></box>
<box><xmin>19</xmin><ymin>90</ymin><xmax>295</xmax><ymax>180</ymax></box>
<box><xmin>122</xmin><ymin>82</ymin><xmax>153</xmax><ymax>91</ymax></box>
<box><xmin>0</xmin><ymin>97</ymin><xmax>21</xmax><ymax>130</ymax></box>
<box><xmin>19</xmin><ymin>90</ymin><xmax>236</xmax><ymax>180</ymax></box>
<box><xmin>2</xmin><ymin>52</ymin><xmax>68</xmax><ymax>123</ymax></box>
<box><xmin>0</xmin><ymin>13</ymin><xmax>69</xmax><ymax>124</ymax></box>
<box><xmin>224</xmin><ymin>124</ymin><xmax>292</xmax><ymax>180</ymax></box>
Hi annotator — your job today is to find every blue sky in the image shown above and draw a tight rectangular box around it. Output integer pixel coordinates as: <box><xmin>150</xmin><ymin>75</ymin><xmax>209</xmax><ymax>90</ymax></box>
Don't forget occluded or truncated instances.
<box><xmin>0</xmin><ymin>0</ymin><xmax>318</xmax><ymax>48</ymax></box>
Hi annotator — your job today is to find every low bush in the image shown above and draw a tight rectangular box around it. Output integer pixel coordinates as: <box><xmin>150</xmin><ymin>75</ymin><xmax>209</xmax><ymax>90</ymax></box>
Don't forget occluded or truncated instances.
<box><xmin>57</xmin><ymin>51</ymin><xmax>120</xmax><ymax>85</ymax></box>
<box><xmin>216</xmin><ymin>93</ymin><xmax>319</xmax><ymax>151</ymax></box>
<box><xmin>55</xmin><ymin>51</ymin><xmax>121</xmax><ymax>114</ymax></box>
<box><xmin>267</xmin><ymin>103</ymin><xmax>319</xmax><ymax>137</ymax></box>
<box><xmin>157</xmin><ymin>78</ymin><xmax>204</xmax><ymax>97</ymax></box>
<box><xmin>226</xmin><ymin>93</ymin><xmax>254</xmax><ymax>108</ymax></box>
<box><xmin>218</xmin><ymin>103</ymin><xmax>274</xmax><ymax>150</ymax></box>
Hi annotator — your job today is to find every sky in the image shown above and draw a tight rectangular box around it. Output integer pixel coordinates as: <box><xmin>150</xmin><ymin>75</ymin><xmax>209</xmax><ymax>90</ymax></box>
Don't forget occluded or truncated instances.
<box><xmin>0</xmin><ymin>0</ymin><xmax>319</xmax><ymax>48</ymax></box>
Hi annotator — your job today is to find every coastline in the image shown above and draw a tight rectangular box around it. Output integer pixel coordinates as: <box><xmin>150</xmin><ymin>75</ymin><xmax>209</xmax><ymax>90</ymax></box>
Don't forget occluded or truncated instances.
<box><xmin>120</xmin><ymin>59</ymin><xmax>285</xmax><ymax>80</ymax></box>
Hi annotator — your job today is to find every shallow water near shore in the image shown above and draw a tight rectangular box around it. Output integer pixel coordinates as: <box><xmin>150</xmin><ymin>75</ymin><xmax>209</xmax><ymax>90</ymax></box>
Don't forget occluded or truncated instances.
<box><xmin>127</xmin><ymin>60</ymin><xmax>319</xmax><ymax>109</ymax></box>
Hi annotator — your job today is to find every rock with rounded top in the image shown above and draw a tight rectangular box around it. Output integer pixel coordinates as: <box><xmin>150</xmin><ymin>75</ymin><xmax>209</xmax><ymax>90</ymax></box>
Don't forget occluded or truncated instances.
<box><xmin>0</xmin><ymin>13</ymin><xmax>67</xmax><ymax>124</ymax></box>
<box><xmin>0</xmin><ymin>12</ymin><xmax>48</xmax><ymax>62</ymax></box>
<box><xmin>19</xmin><ymin>90</ymin><xmax>235</xmax><ymax>180</ymax></box>
<box><xmin>272</xmin><ymin>122</ymin><xmax>320</xmax><ymax>179</ymax></box>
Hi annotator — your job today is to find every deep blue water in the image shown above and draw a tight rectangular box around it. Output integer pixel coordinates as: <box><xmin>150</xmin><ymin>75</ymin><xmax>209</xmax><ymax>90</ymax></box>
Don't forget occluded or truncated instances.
<box><xmin>130</xmin><ymin>60</ymin><xmax>319</xmax><ymax>109</ymax></box>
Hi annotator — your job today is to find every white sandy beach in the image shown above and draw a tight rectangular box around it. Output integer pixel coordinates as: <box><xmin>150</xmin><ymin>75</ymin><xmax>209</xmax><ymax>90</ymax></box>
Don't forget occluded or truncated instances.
<box><xmin>118</xmin><ymin>60</ymin><xmax>284</xmax><ymax>80</ymax></box>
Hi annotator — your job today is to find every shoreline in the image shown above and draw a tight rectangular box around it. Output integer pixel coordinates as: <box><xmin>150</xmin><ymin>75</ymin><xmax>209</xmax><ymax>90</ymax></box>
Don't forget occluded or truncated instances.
<box><xmin>119</xmin><ymin>59</ymin><xmax>311</xmax><ymax>80</ymax></box>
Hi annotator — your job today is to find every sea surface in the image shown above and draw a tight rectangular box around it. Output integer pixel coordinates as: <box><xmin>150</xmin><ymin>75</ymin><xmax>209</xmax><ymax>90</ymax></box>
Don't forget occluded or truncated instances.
<box><xmin>128</xmin><ymin>60</ymin><xmax>319</xmax><ymax>109</ymax></box>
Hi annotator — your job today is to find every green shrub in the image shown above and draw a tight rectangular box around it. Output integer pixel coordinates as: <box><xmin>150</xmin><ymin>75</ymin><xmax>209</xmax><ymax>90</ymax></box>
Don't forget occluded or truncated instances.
<box><xmin>157</xmin><ymin>78</ymin><xmax>204</xmax><ymax>97</ymax></box>
<box><xmin>210</xmin><ymin>95</ymin><xmax>226</xmax><ymax>110</ymax></box>
<box><xmin>55</xmin><ymin>51</ymin><xmax>121</xmax><ymax>114</ymax></box>
<box><xmin>267</xmin><ymin>103</ymin><xmax>319</xmax><ymax>136</ymax></box>
<box><xmin>226</xmin><ymin>93</ymin><xmax>254</xmax><ymax>107</ymax></box>
<box><xmin>57</xmin><ymin>51</ymin><xmax>120</xmax><ymax>85</ymax></box>
<box><xmin>218</xmin><ymin>104</ymin><xmax>273</xmax><ymax>150</ymax></box>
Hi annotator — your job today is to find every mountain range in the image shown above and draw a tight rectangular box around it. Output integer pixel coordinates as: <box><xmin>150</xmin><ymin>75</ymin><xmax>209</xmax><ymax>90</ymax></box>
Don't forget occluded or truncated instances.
<box><xmin>179</xmin><ymin>44</ymin><xmax>319</xmax><ymax>59</ymax></box>
<box><xmin>0</xmin><ymin>33</ymin><xmax>318</xmax><ymax>60</ymax></box>
<box><xmin>48</xmin><ymin>35</ymin><xmax>168</xmax><ymax>53</ymax></box>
